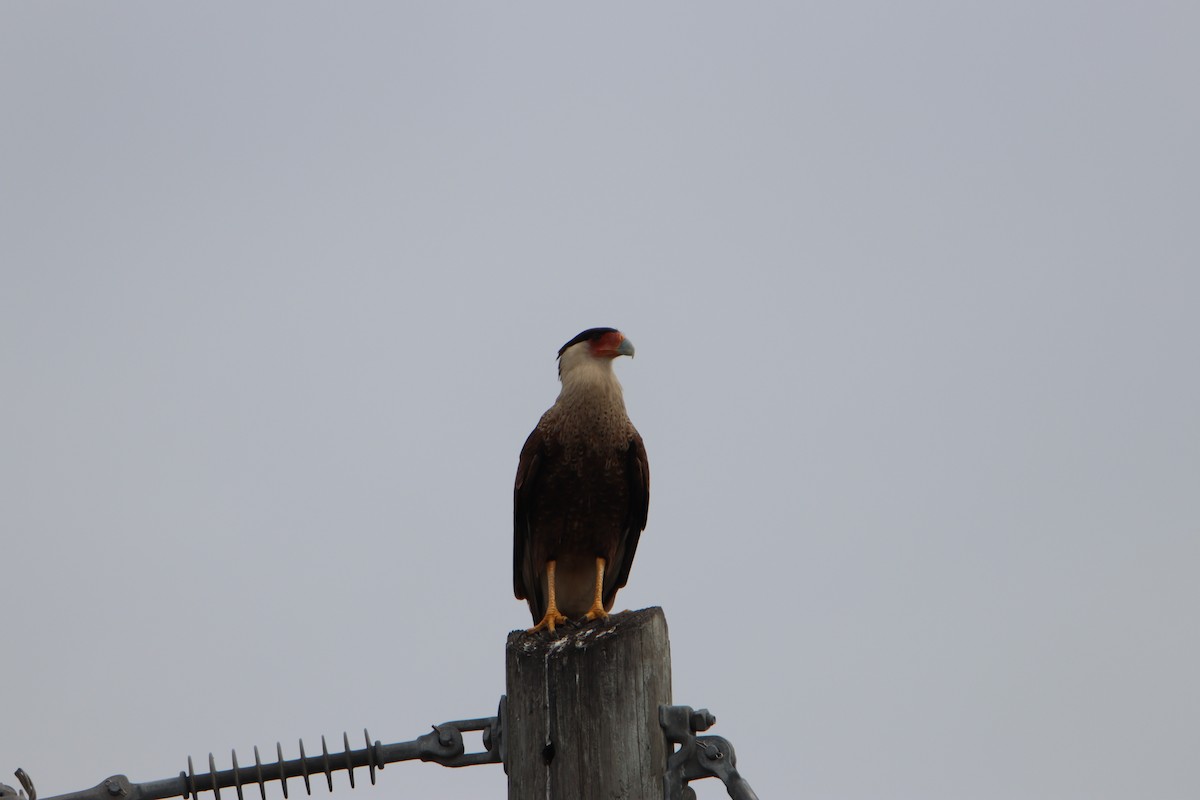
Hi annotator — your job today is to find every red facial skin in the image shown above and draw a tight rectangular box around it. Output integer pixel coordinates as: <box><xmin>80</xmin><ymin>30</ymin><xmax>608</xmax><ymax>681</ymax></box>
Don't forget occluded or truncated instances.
<box><xmin>589</xmin><ymin>330</ymin><xmax>626</xmax><ymax>359</ymax></box>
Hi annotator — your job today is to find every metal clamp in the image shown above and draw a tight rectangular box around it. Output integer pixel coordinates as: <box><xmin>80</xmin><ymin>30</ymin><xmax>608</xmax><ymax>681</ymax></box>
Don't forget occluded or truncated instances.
<box><xmin>661</xmin><ymin>705</ymin><xmax>759</xmax><ymax>800</ymax></box>
<box><xmin>409</xmin><ymin>700</ymin><xmax>505</xmax><ymax>768</ymax></box>
<box><xmin>0</xmin><ymin>770</ymin><xmax>35</xmax><ymax>800</ymax></box>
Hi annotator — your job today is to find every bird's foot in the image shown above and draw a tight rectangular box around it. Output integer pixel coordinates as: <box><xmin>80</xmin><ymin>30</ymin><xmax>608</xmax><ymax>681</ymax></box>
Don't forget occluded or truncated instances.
<box><xmin>584</xmin><ymin>603</ymin><xmax>609</xmax><ymax>623</ymax></box>
<box><xmin>528</xmin><ymin>608</ymin><xmax>569</xmax><ymax>634</ymax></box>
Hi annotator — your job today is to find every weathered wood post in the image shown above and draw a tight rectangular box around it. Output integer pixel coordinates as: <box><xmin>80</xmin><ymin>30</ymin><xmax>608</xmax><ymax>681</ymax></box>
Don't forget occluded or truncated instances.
<box><xmin>505</xmin><ymin>607</ymin><xmax>672</xmax><ymax>800</ymax></box>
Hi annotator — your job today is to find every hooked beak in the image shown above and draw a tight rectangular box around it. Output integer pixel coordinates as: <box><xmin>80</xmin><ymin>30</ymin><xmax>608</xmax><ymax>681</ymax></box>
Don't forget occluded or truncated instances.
<box><xmin>617</xmin><ymin>337</ymin><xmax>635</xmax><ymax>358</ymax></box>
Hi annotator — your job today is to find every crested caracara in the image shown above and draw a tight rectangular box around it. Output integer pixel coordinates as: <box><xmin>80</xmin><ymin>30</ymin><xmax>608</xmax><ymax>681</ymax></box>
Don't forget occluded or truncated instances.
<box><xmin>513</xmin><ymin>328</ymin><xmax>650</xmax><ymax>633</ymax></box>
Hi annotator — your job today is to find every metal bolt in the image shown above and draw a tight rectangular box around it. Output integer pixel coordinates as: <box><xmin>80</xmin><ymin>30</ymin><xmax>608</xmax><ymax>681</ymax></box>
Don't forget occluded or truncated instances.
<box><xmin>432</xmin><ymin>725</ymin><xmax>452</xmax><ymax>747</ymax></box>
<box><xmin>690</xmin><ymin>709</ymin><xmax>716</xmax><ymax>731</ymax></box>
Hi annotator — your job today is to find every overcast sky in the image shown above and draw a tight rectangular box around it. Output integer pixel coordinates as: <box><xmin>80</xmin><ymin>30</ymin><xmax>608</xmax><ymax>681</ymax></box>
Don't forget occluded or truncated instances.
<box><xmin>2</xmin><ymin>4</ymin><xmax>1198</xmax><ymax>800</ymax></box>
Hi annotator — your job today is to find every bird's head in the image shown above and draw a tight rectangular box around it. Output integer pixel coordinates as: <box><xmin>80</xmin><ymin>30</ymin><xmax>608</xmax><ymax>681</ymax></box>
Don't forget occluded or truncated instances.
<box><xmin>557</xmin><ymin>327</ymin><xmax>635</xmax><ymax>381</ymax></box>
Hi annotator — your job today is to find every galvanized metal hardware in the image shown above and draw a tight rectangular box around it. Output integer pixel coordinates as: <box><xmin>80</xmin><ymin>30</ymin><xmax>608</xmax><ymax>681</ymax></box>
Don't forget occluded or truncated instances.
<box><xmin>660</xmin><ymin>704</ymin><xmax>759</xmax><ymax>800</ymax></box>
<box><xmin>0</xmin><ymin>769</ymin><xmax>35</xmax><ymax>800</ymax></box>
<box><xmin>8</xmin><ymin>698</ymin><xmax>505</xmax><ymax>800</ymax></box>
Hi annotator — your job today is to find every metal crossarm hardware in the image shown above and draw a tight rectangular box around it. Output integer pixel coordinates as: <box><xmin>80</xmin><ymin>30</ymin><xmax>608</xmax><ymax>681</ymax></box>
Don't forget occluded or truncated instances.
<box><xmin>0</xmin><ymin>769</ymin><xmax>37</xmax><ymax>800</ymax></box>
<box><xmin>660</xmin><ymin>705</ymin><xmax>759</xmax><ymax>800</ymax></box>
<box><xmin>4</xmin><ymin>699</ymin><xmax>505</xmax><ymax>800</ymax></box>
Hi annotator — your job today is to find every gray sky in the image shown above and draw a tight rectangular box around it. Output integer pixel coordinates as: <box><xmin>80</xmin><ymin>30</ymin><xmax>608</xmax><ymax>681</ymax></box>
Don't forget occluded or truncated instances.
<box><xmin>2</xmin><ymin>4</ymin><xmax>1198</xmax><ymax>799</ymax></box>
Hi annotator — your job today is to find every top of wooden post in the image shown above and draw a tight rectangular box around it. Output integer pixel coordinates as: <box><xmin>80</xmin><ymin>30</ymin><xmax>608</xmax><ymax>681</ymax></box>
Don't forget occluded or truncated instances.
<box><xmin>505</xmin><ymin>606</ymin><xmax>668</xmax><ymax>654</ymax></box>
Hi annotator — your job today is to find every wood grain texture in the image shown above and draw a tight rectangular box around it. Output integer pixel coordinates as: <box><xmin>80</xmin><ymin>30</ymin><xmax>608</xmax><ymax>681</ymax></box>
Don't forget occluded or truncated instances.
<box><xmin>505</xmin><ymin>607</ymin><xmax>672</xmax><ymax>800</ymax></box>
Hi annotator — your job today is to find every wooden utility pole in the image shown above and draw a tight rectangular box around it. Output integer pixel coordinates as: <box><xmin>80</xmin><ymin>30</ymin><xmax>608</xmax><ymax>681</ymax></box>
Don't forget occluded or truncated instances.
<box><xmin>504</xmin><ymin>607</ymin><xmax>672</xmax><ymax>800</ymax></box>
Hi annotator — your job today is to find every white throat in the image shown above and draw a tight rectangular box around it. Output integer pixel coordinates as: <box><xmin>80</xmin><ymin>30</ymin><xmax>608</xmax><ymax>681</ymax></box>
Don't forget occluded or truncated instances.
<box><xmin>556</xmin><ymin>343</ymin><xmax>626</xmax><ymax>407</ymax></box>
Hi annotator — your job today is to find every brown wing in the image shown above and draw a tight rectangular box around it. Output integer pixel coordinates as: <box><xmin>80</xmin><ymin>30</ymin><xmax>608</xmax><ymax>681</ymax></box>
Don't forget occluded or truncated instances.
<box><xmin>513</xmin><ymin>424</ymin><xmax>544</xmax><ymax>603</ymax></box>
<box><xmin>607</xmin><ymin>427</ymin><xmax>650</xmax><ymax>602</ymax></box>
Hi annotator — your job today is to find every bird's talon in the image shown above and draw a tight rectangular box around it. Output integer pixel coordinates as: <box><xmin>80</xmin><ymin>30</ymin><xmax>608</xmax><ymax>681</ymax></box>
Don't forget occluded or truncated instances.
<box><xmin>528</xmin><ymin>609</ymin><xmax>569</xmax><ymax>634</ymax></box>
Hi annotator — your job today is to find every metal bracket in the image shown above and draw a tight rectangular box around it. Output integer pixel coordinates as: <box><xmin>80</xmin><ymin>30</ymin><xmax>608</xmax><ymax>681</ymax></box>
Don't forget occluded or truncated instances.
<box><xmin>0</xmin><ymin>767</ymin><xmax>36</xmax><ymax>800</ymax></box>
<box><xmin>660</xmin><ymin>705</ymin><xmax>759</xmax><ymax>800</ymax></box>
<box><xmin>0</xmin><ymin>769</ymin><xmax>36</xmax><ymax>800</ymax></box>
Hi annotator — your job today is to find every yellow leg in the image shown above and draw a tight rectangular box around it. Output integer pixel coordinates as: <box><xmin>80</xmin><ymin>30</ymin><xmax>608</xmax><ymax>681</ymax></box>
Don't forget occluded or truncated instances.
<box><xmin>584</xmin><ymin>557</ymin><xmax>608</xmax><ymax>621</ymax></box>
<box><xmin>529</xmin><ymin>560</ymin><xmax>569</xmax><ymax>633</ymax></box>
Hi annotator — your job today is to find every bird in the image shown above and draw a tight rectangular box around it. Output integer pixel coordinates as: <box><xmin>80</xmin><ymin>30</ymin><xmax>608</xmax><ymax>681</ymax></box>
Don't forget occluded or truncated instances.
<box><xmin>513</xmin><ymin>327</ymin><xmax>650</xmax><ymax>633</ymax></box>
